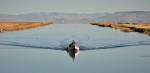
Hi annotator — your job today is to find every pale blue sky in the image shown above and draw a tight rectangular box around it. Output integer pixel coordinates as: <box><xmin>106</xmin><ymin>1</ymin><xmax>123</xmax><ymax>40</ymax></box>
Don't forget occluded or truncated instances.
<box><xmin>0</xmin><ymin>0</ymin><xmax>150</xmax><ymax>14</ymax></box>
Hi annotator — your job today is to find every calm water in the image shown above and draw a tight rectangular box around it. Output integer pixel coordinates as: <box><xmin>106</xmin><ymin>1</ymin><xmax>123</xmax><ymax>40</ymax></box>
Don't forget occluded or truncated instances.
<box><xmin>0</xmin><ymin>24</ymin><xmax>150</xmax><ymax>73</ymax></box>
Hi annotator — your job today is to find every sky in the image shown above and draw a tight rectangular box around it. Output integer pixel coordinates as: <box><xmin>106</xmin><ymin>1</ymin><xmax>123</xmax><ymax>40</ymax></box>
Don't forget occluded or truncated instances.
<box><xmin>0</xmin><ymin>0</ymin><xmax>150</xmax><ymax>14</ymax></box>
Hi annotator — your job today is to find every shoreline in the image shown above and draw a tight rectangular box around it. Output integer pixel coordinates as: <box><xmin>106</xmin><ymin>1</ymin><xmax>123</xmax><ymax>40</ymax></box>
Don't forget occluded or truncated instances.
<box><xmin>0</xmin><ymin>22</ymin><xmax>52</xmax><ymax>32</ymax></box>
<box><xmin>91</xmin><ymin>22</ymin><xmax>150</xmax><ymax>36</ymax></box>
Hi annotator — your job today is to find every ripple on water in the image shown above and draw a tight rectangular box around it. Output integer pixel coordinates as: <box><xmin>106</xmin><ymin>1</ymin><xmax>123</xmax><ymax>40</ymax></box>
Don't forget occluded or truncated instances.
<box><xmin>0</xmin><ymin>24</ymin><xmax>150</xmax><ymax>50</ymax></box>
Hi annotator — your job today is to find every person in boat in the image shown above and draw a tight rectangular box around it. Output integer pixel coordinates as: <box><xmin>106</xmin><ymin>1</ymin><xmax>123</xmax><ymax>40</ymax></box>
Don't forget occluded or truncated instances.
<box><xmin>69</xmin><ymin>40</ymin><xmax>75</xmax><ymax>48</ymax></box>
<box><xmin>67</xmin><ymin>40</ymin><xmax>80</xmax><ymax>60</ymax></box>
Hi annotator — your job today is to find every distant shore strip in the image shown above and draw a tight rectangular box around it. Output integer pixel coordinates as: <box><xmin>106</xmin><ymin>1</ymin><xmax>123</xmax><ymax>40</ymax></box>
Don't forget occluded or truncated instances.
<box><xmin>91</xmin><ymin>22</ymin><xmax>150</xmax><ymax>36</ymax></box>
<box><xmin>0</xmin><ymin>22</ymin><xmax>52</xmax><ymax>32</ymax></box>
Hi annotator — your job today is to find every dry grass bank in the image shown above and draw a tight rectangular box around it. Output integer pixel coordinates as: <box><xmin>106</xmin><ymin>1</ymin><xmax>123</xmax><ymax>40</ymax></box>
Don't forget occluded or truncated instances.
<box><xmin>91</xmin><ymin>22</ymin><xmax>150</xmax><ymax>36</ymax></box>
<box><xmin>0</xmin><ymin>22</ymin><xmax>51</xmax><ymax>32</ymax></box>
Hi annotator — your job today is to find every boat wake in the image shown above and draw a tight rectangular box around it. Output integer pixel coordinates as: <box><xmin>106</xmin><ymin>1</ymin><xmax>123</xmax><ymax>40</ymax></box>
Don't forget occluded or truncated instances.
<box><xmin>0</xmin><ymin>40</ymin><xmax>150</xmax><ymax>51</ymax></box>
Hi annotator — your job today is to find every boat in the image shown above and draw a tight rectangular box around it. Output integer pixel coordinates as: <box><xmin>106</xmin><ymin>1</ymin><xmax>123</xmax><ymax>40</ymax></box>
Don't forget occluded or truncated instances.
<box><xmin>67</xmin><ymin>40</ymin><xmax>80</xmax><ymax>60</ymax></box>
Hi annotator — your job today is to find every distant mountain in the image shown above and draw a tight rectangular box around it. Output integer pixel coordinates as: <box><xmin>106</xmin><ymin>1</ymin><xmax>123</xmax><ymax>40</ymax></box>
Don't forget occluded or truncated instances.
<box><xmin>0</xmin><ymin>11</ymin><xmax>150</xmax><ymax>24</ymax></box>
<box><xmin>96</xmin><ymin>11</ymin><xmax>150</xmax><ymax>23</ymax></box>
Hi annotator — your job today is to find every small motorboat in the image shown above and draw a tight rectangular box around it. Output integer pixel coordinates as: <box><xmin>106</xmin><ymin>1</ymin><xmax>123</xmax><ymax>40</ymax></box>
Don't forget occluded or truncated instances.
<box><xmin>67</xmin><ymin>40</ymin><xmax>80</xmax><ymax>60</ymax></box>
